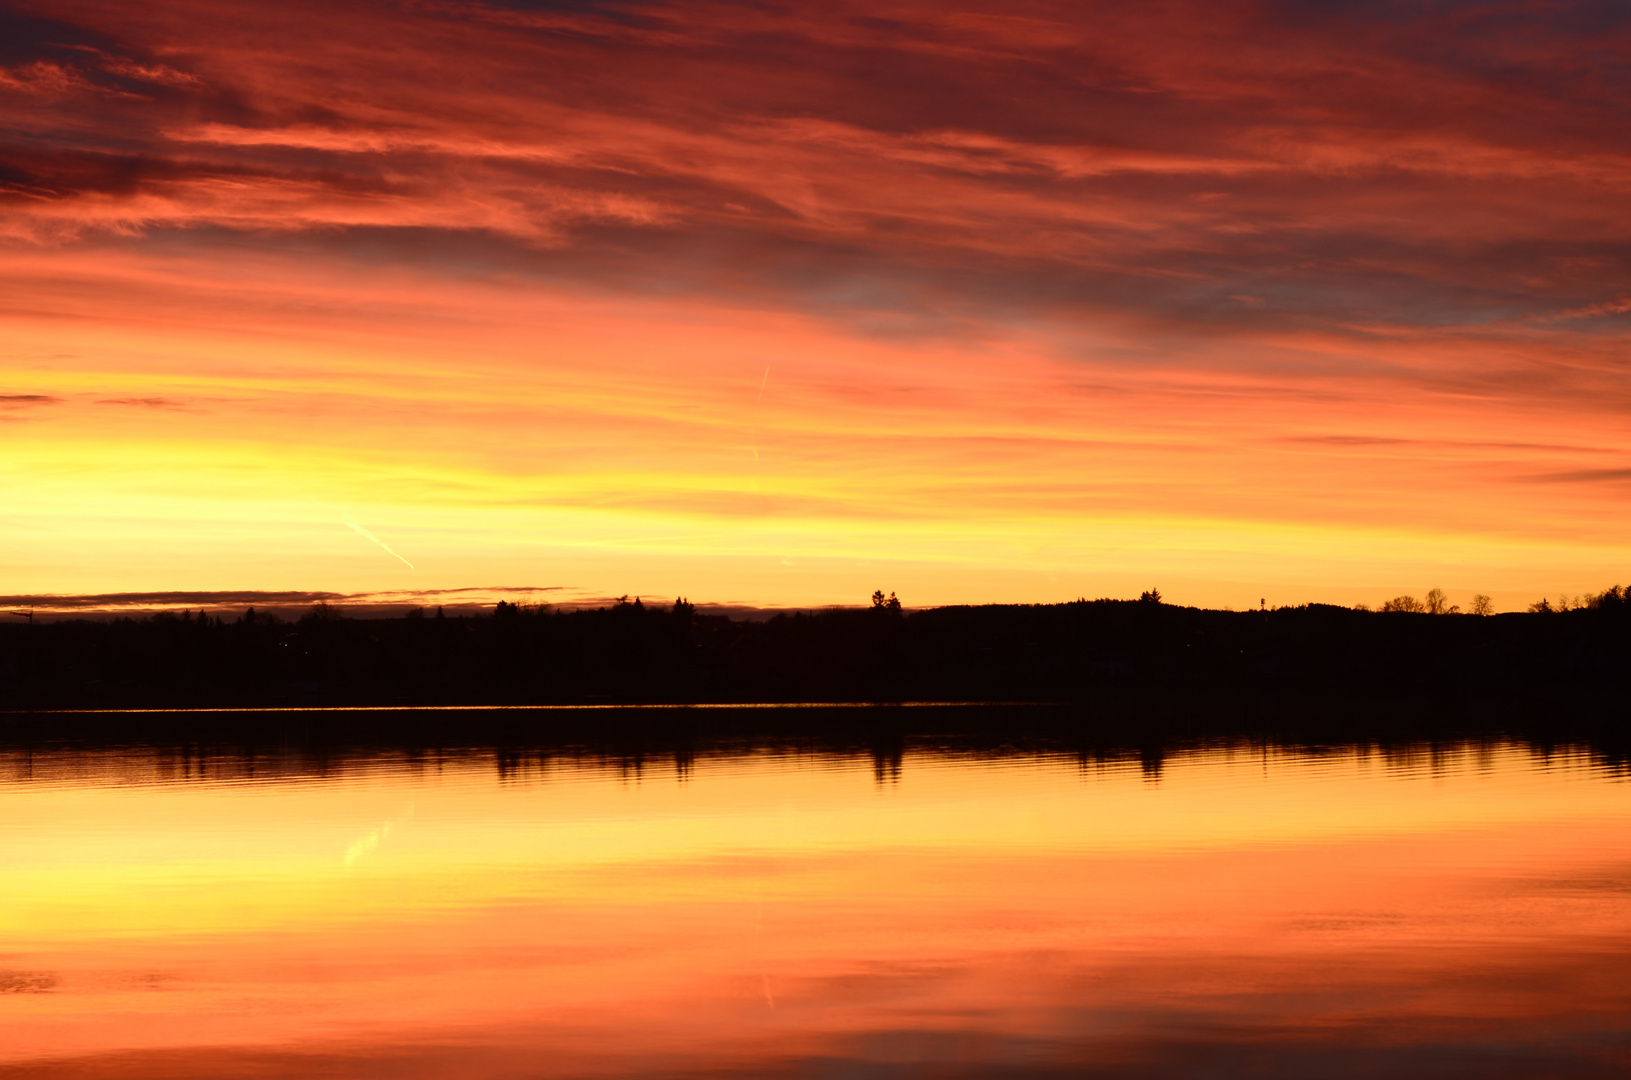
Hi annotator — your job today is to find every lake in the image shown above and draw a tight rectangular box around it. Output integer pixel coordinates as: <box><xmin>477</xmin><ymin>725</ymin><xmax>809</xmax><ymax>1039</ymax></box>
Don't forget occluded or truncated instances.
<box><xmin>2</xmin><ymin>724</ymin><xmax>1628</xmax><ymax>1078</ymax></box>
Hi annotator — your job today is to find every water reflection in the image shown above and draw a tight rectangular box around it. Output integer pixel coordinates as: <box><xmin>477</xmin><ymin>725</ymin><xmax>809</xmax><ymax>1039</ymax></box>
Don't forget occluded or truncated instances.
<box><xmin>0</xmin><ymin>733</ymin><xmax>1627</xmax><ymax>1078</ymax></box>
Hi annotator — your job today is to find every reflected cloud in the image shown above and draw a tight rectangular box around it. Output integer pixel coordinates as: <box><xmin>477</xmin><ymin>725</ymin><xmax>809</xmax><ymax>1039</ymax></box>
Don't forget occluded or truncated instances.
<box><xmin>92</xmin><ymin>397</ymin><xmax>185</xmax><ymax>408</ymax></box>
<box><xmin>0</xmin><ymin>970</ymin><xmax>56</xmax><ymax>994</ymax></box>
<box><xmin>0</xmin><ymin>739</ymin><xmax>1627</xmax><ymax>1077</ymax></box>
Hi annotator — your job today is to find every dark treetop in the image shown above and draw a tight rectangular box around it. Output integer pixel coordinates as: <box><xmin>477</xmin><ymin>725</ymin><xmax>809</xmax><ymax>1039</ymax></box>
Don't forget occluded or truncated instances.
<box><xmin>4</xmin><ymin>594</ymin><xmax>1630</xmax><ymax>722</ymax></box>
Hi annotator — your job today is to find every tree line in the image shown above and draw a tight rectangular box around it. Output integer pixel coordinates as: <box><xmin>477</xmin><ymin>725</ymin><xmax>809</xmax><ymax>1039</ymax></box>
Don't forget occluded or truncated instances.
<box><xmin>1358</xmin><ymin>584</ymin><xmax>1631</xmax><ymax>616</ymax></box>
<box><xmin>4</xmin><ymin>586</ymin><xmax>1631</xmax><ymax>712</ymax></box>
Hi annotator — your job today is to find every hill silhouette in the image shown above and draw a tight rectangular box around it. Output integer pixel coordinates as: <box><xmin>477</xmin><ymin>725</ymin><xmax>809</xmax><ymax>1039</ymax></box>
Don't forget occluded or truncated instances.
<box><xmin>4</xmin><ymin>592</ymin><xmax>1631</xmax><ymax>723</ymax></box>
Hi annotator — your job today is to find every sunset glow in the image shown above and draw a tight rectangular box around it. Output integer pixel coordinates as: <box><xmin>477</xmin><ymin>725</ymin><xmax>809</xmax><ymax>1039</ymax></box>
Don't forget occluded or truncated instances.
<box><xmin>5</xmin><ymin>1</ymin><xmax>1631</xmax><ymax>609</ymax></box>
<box><xmin>3</xmin><ymin>743</ymin><xmax>1627</xmax><ymax>1076</ymax></box>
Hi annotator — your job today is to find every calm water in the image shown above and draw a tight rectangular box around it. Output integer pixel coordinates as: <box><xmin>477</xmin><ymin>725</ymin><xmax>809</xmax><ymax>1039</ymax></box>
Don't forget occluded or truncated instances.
<box><xmin>1</xmin><ymin>733</ymin><xmax>1628</xmax><ymax>1078</ymax></box>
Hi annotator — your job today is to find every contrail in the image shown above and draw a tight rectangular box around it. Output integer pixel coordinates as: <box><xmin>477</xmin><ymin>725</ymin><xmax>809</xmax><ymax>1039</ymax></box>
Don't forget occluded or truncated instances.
<box><xmin>752</xmin><ymin>366</ymin><xmax>769</xmax><ymax>462</ymax></box>
<box><xmin>345</xmin><ymin>518</ymin><xmax>415</xmax><ymax>569</ymax></box>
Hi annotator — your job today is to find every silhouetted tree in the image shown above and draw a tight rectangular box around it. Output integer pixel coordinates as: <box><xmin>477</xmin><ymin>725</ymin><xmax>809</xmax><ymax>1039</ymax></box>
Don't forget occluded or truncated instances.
<box><xmin>304</xmin><ymin>601</ymin><xmax>340</xmax><ymax>624</ymax></box>
<box><xmin>1382</xmin><ymin>595</ymin><xmax>1424</xmax><ymax>613</ymax></box>
<box><xmin>13</xmin><ymin>575</ymin><xmax>1631</xmax><ymax>712</ymax></box>
<box><xmin>1469</xmin><ymin>594</ymin><xmax>1494</xmax><ymax>616</ymax></box>
<box><xmin>1139</xmin><ymin>588</ymin><xmax>1162</xmax><ymax>605</ymax></box>
<box><xmin>1424</xmin><ymin>588</ymin><xmax>1450</xmax><ymax>615</ymax></box>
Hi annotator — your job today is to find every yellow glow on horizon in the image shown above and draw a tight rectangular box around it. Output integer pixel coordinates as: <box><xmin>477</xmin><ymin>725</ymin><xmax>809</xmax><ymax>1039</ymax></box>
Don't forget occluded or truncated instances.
<box><xmin>5</xmin><ymin>244</ymin><xmax>1630</xmax><ymax>611</ymax></box>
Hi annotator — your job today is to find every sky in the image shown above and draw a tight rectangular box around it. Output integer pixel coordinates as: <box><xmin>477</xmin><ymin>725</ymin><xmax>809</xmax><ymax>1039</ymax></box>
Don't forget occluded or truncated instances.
<box><xmin>3</xmin><ymin>0</ymin><xmax>1630</xmax><ymax>613</ymax></box>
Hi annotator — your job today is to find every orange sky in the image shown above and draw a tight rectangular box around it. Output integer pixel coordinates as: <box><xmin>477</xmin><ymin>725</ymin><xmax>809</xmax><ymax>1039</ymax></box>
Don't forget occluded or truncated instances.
<box><xmin>3</xmin><ymin>1</ymin><xmax>1631</xmax><ymax>610</ymax></box>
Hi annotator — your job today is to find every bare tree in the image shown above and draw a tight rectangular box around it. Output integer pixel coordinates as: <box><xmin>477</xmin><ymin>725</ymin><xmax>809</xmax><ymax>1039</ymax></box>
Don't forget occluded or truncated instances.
<box><xmin>1469</xmin><ymin>594</ymin><xmax>1493</xmax><ymax>616</ymax></box>
<box><xmin>1381</xmin><ymin>595</ymin><xmax>1424</xmax><ymax>613</ymax></box>
<box><xmin>1424</xmin><ymin>588</ymin><xmax>1449</xmax><ymax>615</ymax></box>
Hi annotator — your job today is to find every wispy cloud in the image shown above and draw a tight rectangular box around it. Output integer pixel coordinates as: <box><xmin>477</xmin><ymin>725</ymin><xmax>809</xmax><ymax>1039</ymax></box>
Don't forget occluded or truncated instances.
<box><xmin>3</xmin><ymin>0</ymin><xmax>1627</xmax><ymax>334</ymax></box>
<box><xmin>0</xmin><ymin>587</ymin><xmax>567</xmax><ymax>615</ymax></box>
<box><xmin>2</xmin><ymin>1</ymin><xmax>1630</xmax><ymax>606</ymax></box>
<box><xmin>1546</xmin><ymin>297</ymin><xmax>1631</xmax><ymax>322</ymax></box>
<box><xmin>1522</xmin><ymin>468</ymin><xmax>1631</xmax><ymax>485</ymax></box>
